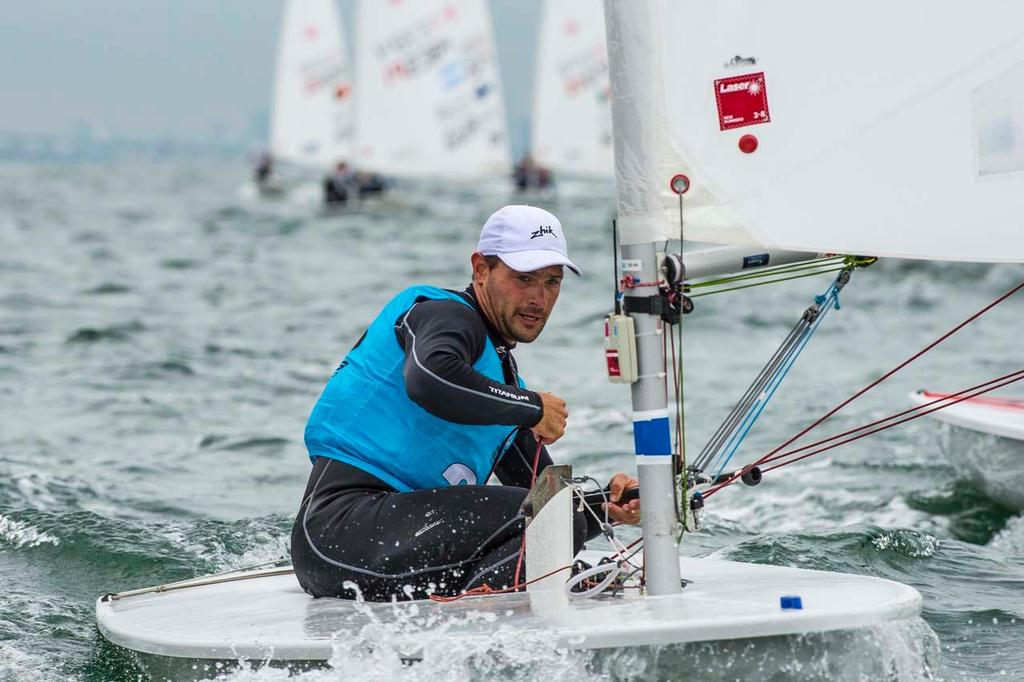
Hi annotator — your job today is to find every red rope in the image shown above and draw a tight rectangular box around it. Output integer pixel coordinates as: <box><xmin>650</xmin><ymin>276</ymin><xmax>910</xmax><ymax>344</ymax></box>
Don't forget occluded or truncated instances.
<box><xmin>704</xmin><ymin>280</ymin><xmax>1024</xmax><ymax>498</ymax></box>
<box><xmin>670</xmin><ymin>325</ymin><xmax>683</xmax><ymax>458</ymax></box>
<box><xmin>756</xmin><ymin>369</ymin><xmax>1024</xmax><ymax>470</ymax></box>
<box><xmin>429</xmin><ymin>563</ymin><xmax>573</xmax><ymax>603</ymax></box>
<box><xmin>756</xmin><ymin>369</ymin><xmax>1024</xmax><ymax>475</ymax></box>
<box><xmin>512</xmin><ymin>439</ymin><xmax>544</xmax><ymax>587</ymax></box>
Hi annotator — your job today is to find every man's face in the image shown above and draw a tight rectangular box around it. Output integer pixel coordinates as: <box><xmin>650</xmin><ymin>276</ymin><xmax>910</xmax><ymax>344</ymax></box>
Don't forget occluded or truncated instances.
<box><xmin>473</xmin><ymin>255</ymin><xmax>564</xmax><ymax>344</ymax></box>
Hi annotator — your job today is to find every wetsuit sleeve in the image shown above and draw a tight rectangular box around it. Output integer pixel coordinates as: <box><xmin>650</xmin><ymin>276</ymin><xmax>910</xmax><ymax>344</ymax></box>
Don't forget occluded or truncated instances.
<box><xmin>396</xmin><ymin>299</ymin><xmax>544</xmax><ymax>426</ymax></box>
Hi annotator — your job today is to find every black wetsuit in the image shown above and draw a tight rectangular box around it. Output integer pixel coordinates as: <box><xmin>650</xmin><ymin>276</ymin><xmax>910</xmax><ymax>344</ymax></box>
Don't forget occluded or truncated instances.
<box><xmin>291</xmin><ymin>286</ymin><xmax>601</xmax><ymax>601</ymax></box>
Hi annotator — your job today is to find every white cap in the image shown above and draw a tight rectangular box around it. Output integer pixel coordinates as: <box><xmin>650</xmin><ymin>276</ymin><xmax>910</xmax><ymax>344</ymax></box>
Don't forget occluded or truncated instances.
<box><xmin>476</xmin><ymin>205</ymin><xmax>581</xmax><ymax>276</ymax></box>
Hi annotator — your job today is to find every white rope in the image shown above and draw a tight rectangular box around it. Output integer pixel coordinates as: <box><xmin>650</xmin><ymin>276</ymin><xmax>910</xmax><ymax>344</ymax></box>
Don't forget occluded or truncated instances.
<box><xmin>564</xmin><ymin>562</ymin><xmax>622</xmax><ymax>600</ymax></box>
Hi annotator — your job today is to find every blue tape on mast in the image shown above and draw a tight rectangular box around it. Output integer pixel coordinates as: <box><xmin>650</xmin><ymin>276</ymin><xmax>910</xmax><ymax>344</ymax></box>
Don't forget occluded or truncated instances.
<box><xmin>633</xmin><ymin>416</ymin><xmax>673</xmax><ymax>456</ymax></box>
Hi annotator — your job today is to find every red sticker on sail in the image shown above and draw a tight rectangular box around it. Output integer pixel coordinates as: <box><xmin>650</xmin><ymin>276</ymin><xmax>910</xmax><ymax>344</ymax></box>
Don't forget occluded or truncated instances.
<box><xmin>714</xmin><ymin>72</ymin><xmax>770</xmax><ymax>131</ymax></box>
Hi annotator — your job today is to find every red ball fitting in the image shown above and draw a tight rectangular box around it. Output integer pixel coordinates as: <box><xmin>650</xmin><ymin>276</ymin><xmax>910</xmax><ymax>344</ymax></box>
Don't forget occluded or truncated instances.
<box><xmin>738</xmin><ymin>134</ymin><xmax>759</xmax><ymax>154</ymax></box>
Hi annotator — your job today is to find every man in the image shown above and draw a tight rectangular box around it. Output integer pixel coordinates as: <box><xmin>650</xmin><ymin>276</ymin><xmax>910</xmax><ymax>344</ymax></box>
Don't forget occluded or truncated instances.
<box><xmin>513</xmin><ymin>153</ymin><xmax>553</xmax><ymax>192</ymax></box>
<box><xmin>254</xmin><ymin>151</ymin><xmax>274</xmax><ymax>186</ymax></box>
<box><xmin>292</xmin><ymin>205</ymin><xmax>640</xmax><ymax>601</ymax></box>
<box><xmin>323</xmin><ymin>161</ymin><xmax>356</xmax><ymax>205</ymax></box>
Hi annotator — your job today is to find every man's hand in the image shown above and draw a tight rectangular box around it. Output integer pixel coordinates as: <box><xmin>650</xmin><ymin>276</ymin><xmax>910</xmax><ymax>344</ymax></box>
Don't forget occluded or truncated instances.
<box><xmin>603</xmin><ymin>472</ymin><xmax>640</xmax><ymax>525</ymax></box>
<box><xmin>531</xmin><ymin>392</ymin><xmax>568</xmax><ymax>444</ymax></box>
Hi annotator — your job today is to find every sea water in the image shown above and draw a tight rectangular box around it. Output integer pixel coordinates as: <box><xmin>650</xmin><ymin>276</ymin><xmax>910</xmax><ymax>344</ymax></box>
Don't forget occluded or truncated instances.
<box><xmin>1</xmin><ymin>160</ymin><xmax>1022</xmax><ymax>681</ymax></box>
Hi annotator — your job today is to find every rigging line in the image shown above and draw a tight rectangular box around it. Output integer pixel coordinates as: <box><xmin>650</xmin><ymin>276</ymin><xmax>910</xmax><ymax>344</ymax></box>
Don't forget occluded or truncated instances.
<box><xmin>669</xmin><ymin>322</ymin><xmax>687</xmax><ymax>526</ymax></box>
<box><xmin>428</xmin><ymin>563</ymin><xmax>575</xmax><ymax>603</ymax></box>
<box><xmin>677</xmin><ymin>319</ymin><xmax>687</xmax><ymax>465</ymax></box>
<box><xmin>706</xmin><ymin>282</ymin><xmax>841</xmax><ymax>478</ymax></box>
<box><xmin>757</xmin><ymin>366</ymin><xmax>1024</xmax><ymax>473</ymax></box>
<box><xmin>699</xmin><ymin>272</ymin><xmax>845</xmax><ymax>473</ymax></box>
<box><xmin>675</xmin><ymin>190</ymin><xmax>690</xmax><ymax>525</ymax></box>
<box><xmin>512</xmin><ymin>439</ymin><xmax>544</xmax><ymax>587</ymax></box>
<box><xmin>689</xmin><ymin>266</ymin><xmax>851</xmax><ymax>297</ymax></box>
<box><xmin>757</xmin><ymin>368</ymin><xmax>1019</xmax><ymax>464</ymax></box>
<box><xmin>693</xmin><ymin>316</ymin><xmax>812</xmax><ymax>470</ymax></box>
<box><xmin>755</xmin><ymin>370</ymin><xmax>1024</xmax><ymax>476</ymax></box>
<box><xmin>686</xmin><ymin>255</ymin><xmax>874</xmax><ymax>290</ymax></box>
<box><xmin>698</xmin><ymin>320</ymin><xmax>808</xmax><ymax>468</ymax></box>
<box><xmin>705</xmin><ymin>279</ymin><xmax>1024</xmax><ymax>497</ymax></box>
<box><xmin>689</xmin><ymin>255</ymin><xmax>848</xmax><ymax>283</ymax></box>
<box><xmin>573</xmin><ymin>484</ymin><xmax>641</xmax><ymax>570</ymax></box>
<box><xmin>687</xmin><ymin>257</ymin><xmax>848</xmax><ymax>289</ymax></box>
<box><xmin>673</xmin><ymin>324</ymin><xmax>686</xmax><ymax>463</ymax></box>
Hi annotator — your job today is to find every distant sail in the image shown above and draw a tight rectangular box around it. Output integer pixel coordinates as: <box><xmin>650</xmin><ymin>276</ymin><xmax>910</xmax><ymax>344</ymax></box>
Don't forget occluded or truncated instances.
<box><xmin>606</xmin><ymin>1</ymin><xmax>1024</xmax><ymax>262</ymax></box>
<box><xmin>532</xmin><ymin>0</ymin><xmax>613</xmax><ymax>177</ymax></box>
<box><xmin>353</xmin><ymin>0</ymin><xmax>511</xmax><ymax>179</ymax></box>
<box><xmin>270</xmin><ymin>0</ymin><xmax>353</xmax><ymax>168</ymax></box>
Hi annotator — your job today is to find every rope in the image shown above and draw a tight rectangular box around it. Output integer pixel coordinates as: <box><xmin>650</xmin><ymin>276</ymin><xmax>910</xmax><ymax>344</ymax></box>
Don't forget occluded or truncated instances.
<box><xmin>756</xmin><ymin>369</ymin><xmax>1024</xmax><ymax>475</ymax></box>
<box><xmin>689</xmin><ymin>267</ymin><xmax>848</xmax><ymax>297</ymax></box>
<box><xmin>689</xmin><ymin>256</ymin><xmax>848</xmax><ymax>286</ymax></box>
<box><xmin>512</xmin><ymin>439</ymin><xmax>544</xmax><ymax>587</ymax></box>
<box><xmin>687</xmin><ymin>256</ymin><xmax>874</xmax><ymax>298</ymax></box>
<box><xmin>704</xmin><ymin>279</ymin><xmax>1024</xmax><ymax>498</ymax></box>
<box><xmin>103</xmin><ymin>563</ymin><xmax>293</xmax><ymax>601</ymax></box>
<box><xmin>433</xmin><ymin>481</ymin><xmax>648</xmax><ymax>603</ymax></box>
<box><xmin>428</xmin><ymin>564</ymin><xmax>574</xmax><ymax>603</ymax></box>
<box><xmin>694</xmin><ymin>271</ymin><xmax>846</xmax><ymax>478</ymax></box>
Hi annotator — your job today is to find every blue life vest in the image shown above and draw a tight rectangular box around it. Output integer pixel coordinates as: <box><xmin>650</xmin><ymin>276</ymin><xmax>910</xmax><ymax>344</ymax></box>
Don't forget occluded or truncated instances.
<box><xmin>304</xmin><ymin>285</ymin><xmax>522</xmax><ymax>492</ymax></box>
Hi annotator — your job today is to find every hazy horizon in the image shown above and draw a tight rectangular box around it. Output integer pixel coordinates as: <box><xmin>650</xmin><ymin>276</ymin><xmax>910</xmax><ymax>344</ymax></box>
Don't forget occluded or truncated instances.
<box><xmin>0</xmin><ymin>1</ymin><xmax>543</xmax><ymax>154</ymax></box>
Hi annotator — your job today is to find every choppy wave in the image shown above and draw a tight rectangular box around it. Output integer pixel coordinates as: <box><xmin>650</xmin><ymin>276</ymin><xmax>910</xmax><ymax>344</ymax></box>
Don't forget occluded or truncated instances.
<box><xmin>1</xmin><ymin>159</ymin><xmax>1022</xmax><ymax>681</ymax></box>
<box><xmin>0</xmin><ymin>513</ymin><xmax>60</xmax><ymax>548</ymax></box>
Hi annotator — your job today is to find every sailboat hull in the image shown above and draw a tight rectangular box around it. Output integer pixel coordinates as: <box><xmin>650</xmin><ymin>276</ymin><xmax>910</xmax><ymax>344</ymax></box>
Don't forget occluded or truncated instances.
<box><xmin>912</xmin><ymin>390</ymin><xmax>1024</xmax><ymax>509</ymax></box>
<box><xmin>96</xmin><ymin>551</ymin><xmax>920</xmax><ymax>668</ymax></box>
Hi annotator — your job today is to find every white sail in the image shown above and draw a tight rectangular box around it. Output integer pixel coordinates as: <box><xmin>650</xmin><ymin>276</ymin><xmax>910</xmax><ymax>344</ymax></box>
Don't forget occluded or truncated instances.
<box><xmin>531</xmin><ymin>0</ymin><xmax>613</xmax><ymax>177</ymax></box>
<box><xmin>353</xmin><ymin>0</ymin><xmax>511</xmax><ymax>179</ymax></box>
<box><xmin>270</xmin><ymin>0</ymin><xmax>353</xmax><ymax>168</ymax></box>
<box><xmin>606</xmin><ymin>1</ymin><xmax>1024</xmax><ymax>262</ymax></box>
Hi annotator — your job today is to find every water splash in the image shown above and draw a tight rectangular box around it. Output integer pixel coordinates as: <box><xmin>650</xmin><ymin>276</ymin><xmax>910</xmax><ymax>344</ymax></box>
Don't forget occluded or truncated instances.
<box><xmin>0</xmin><ymin>513</ymin><xmax>59</xmax><ymax>548</ymax></box>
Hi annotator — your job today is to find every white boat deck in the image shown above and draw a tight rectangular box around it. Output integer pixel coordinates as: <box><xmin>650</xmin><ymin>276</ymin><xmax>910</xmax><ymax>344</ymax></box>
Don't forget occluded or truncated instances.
<box><xmin>96</xmin><ymin>552</ymin><xmax>920</xmax><ymax>662</ymax></box>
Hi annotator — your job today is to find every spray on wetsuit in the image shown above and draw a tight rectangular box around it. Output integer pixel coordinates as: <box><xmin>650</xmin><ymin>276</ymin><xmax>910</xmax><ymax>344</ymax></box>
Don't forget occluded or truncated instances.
<box><xmin>291</xmin><ymin>285</ymin><xmax>603</xmax><ymax>600</ymax></box>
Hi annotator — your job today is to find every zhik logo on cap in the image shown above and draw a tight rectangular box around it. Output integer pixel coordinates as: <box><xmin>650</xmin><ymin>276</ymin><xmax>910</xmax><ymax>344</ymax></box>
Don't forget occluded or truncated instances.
<box><xmin>477</xmin><ymin>205</ymin><xmax>581</xmax><ymax>275</ymax></box>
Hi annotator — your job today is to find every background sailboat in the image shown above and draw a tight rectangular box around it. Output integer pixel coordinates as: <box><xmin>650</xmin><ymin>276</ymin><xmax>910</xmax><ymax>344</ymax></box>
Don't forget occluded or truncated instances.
<box><xmin>269</xmin><ymin>0</ymin><xmax>353</xmax><ymax>171</ymax></box>
<box><xmin>351</xmin><ymin>0</ymin><xmax>511</xmax><ymax>180</ymax></box>
<box><xmin>910</xmin><ymin>390</ymin><xmax>1024</xmax><ymax>510</ymax></box>
<box><xmin>530</xmin><ymin>0</ymin><xmax>613</xmax><ymax>178</ymax></box>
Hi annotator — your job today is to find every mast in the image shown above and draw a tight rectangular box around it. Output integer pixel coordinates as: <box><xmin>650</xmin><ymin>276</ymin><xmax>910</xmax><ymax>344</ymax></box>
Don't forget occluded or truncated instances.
<box><xmin>603</xmin><ymin>0</ymin><xmax>681</xmax><ymax>595</ymax></box>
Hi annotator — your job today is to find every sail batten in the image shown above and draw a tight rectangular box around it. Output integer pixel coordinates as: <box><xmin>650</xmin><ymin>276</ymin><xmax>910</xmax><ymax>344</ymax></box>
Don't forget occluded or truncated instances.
<box><xmin>606</xmin><ymin>1</ymin><xmax>1024</xmax><ymax>262</ymax></box>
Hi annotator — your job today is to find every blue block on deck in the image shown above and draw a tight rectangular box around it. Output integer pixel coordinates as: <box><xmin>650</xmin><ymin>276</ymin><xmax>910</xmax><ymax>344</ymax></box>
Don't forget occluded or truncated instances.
<box><xmin>780</xmin><ymin>595</ymin><xmax>803</xmax><ymax>610</ymax></box>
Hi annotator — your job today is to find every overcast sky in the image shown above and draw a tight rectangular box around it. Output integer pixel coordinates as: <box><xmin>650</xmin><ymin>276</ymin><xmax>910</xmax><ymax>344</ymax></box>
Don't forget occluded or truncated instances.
<box><xmin>0</xmin><ymin>0</ymin><xmax>542</xmax><ymax>151</ymax></box>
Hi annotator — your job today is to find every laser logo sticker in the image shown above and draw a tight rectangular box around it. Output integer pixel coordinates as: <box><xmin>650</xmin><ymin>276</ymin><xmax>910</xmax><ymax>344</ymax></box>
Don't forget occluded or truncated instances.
<box><xmin>714</xmin><ymin>72</ymin><xmax>771</xmax><ymax>131</ymax></box>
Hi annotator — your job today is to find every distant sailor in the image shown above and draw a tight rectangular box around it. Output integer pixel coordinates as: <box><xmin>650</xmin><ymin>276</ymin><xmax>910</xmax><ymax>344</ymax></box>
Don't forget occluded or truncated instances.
<box><xmin>254</xmin><ymin>151</ymin><xmax>275</xmax><ymax>188</ymax></box>
<box><xmin>323</xmin><ymin>161</ymin><xmax>388</xmax><ymax>206</ymax></box>
<box><xmin>323</xmin><ymin>161</ymin><xmax>357</xmax><ymax>205</ymax></box>
<box><xmin>513</xmin><ymin>153</ymin><xmax>553</xmax><ymax>192</ymax></box>
<box><xmin>292</xmin><ymin>205</ymin><xmax>640</xmax><ymax>601</ymax></box>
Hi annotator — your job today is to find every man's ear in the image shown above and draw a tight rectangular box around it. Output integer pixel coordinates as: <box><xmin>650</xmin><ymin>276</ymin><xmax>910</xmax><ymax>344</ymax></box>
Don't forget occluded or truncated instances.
<box><xmin>470</xmin><ymin>252</ymin><xmax>487</xmax><ymax>284</ymax></box>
